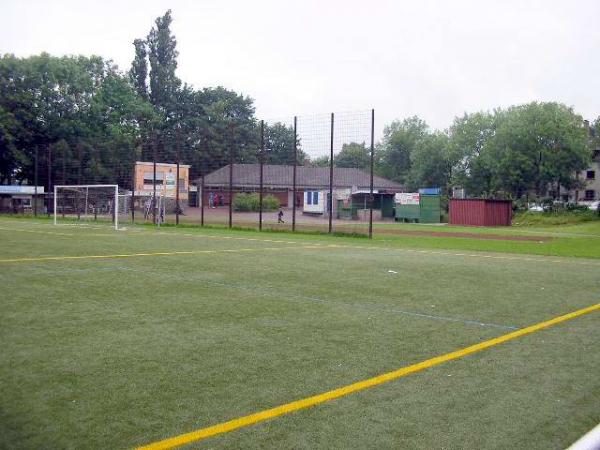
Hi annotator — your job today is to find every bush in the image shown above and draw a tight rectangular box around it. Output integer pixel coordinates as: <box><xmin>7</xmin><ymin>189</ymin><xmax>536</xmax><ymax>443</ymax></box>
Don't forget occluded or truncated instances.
<box><xmin>233</xmin><ymin>193</ymin><xmax>280</xmax><ymax>212</ymax></box>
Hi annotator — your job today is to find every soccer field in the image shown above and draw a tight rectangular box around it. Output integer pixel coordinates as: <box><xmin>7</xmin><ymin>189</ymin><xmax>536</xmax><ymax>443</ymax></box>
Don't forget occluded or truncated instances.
<box><xmin>0</xmin><ymin>218</ymin><xmax>598</xmax><ymax>449</ymax></box>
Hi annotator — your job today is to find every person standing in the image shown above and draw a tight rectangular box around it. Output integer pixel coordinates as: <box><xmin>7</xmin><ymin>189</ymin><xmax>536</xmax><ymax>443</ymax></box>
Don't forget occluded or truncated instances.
<box><xmin>209</xmin><ymin>191</ymin><xmax>215</xmax><ymax>208</ymax></box>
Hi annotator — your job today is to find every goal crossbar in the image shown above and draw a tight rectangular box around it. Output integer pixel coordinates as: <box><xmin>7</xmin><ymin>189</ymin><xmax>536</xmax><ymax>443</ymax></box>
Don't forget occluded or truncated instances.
<box><xmin>54</xmin><ymin>184</ymin><xmax>119</xmax><ymax>230</ymax></box>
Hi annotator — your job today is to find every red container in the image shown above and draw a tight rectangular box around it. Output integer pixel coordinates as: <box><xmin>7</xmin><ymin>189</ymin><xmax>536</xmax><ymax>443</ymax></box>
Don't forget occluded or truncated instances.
<box><xmin>449</xmin><ymin>199</ymin><xmax>512</xmax><ymax>226</ymax></box>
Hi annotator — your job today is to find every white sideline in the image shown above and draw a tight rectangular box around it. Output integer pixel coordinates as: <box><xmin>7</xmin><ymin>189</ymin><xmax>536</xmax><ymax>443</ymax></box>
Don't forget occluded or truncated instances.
<box><xmin>567</xmin><ymin>423</ymin><xmax>600</xmax><ymax>450</ymax></box>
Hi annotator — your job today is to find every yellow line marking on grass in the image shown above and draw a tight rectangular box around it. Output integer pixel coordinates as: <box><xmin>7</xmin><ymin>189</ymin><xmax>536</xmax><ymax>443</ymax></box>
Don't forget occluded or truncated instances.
<box><xmin>0</xmin><ymin>244</ymin><xmax>337</xmax><ymax>264</ymax></box>
<box><xmin>136</xmin><ymin>303</ymin><xmax>600</xmax><ymax>450</ymax></box>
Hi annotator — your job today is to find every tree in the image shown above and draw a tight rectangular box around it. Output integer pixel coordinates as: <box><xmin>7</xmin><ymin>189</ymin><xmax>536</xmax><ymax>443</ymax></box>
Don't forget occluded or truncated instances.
<box><xmin>335</xmin><ymin>142</ymin><xmax>370</xmax><ymax>169</ymax></box>
<box><xmin>378</xmin><ymin>116</ymin><xmax>429</xmax><ymax>184</ymax></box>
<box><xmin>263</xmin><ymin>122</ymin><xmax>306</xmax><ymax>165</ymax></box>
<box><xmin>407</xmin><ymin>132</ymin><xmax>450</xmax><ymax>191</ymax></box>
<box><xmin>129</xmin><ymin>39</ymin><xmax>148</xmax><ymax>100</ymax></box>
<box><xmin>0</xmin><ymin>53</ymin><xmax>154</xmax><ymax>187</ymax></box>
<box><xmin>447</xmin><ymin>111</ymin><xmax>497</xmax><ymax>195</ymax></box>
<box><xmin>487</xmin><ymin>102</ymin><xmax>590</xmax><ymax>199</ymax></box>
<box><xmin>147</xmin><ymin>10</ymin><xmax>181</xmax><ymax>121</ymax></box>
<box><xmin>310</xmin><ymin>155</ymin><xmax>330</xmax><ymax>167</ymax></box>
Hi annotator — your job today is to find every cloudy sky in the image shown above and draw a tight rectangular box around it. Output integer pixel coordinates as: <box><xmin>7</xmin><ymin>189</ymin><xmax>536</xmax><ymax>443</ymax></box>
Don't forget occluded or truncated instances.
<box><xmin>2</xmin><ymin>0</ymin><xmax>599</xmax><ymax>138</ymax></box>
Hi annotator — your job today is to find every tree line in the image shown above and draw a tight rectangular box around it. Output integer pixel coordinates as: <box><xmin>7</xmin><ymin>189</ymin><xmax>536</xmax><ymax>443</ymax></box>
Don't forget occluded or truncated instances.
<box><xmin>1</xmin><ymin>10</ymin><xmax>598</xmax><ymax>201</ymax></box>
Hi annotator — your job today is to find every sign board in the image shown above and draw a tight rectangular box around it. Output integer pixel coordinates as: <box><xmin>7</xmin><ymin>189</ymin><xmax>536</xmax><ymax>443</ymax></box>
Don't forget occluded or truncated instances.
<box><xmin>395</xmin><ymin>192</ymin><xmax>420</xmax><ymax>205</ymax></box>
<box><xmin>0</xmin><ymin>185</ymin><xmax>45</xmax><ymax>195</ymax></box>
<box><xmin>165</xmin><ymin>173</ymin><xmax>176</xmax><ymax>187</ymax></box>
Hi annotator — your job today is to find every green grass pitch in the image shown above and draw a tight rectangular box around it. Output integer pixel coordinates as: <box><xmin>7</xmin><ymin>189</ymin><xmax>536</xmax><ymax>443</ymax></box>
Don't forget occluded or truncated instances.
<box><xmin>0</xmin><ymin>217</ymin><xmax>598</xmax><ymax>449</ymax></box>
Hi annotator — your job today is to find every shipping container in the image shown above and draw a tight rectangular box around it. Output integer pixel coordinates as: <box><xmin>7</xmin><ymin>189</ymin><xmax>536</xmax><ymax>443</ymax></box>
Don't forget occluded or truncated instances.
<box><xmin>419</xmin><ymin>194</ymin><xmax>441</xmax><ymax>223</ymax></box>
<box><xmin>449</xmin><ymin>199</ymin><xmax>512</xmax><ymax>226</ymax></box>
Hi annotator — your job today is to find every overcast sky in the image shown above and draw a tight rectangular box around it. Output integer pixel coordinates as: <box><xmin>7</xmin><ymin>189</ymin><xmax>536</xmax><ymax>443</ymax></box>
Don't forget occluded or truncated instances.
<box><xmin>2</xmin><ymin>0</ymin><xmax>599</xmax><ymax>140</ymax></box>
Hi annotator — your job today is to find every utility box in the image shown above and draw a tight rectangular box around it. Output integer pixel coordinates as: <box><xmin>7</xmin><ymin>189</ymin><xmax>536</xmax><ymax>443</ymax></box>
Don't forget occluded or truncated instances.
<box><xmin>395</xmin><ymin>193</ymin><xmax>420</xmax><ymax>222</ymax></box>
<box><xmin>395</xmin><ymin>192</ymin><xmax>441</xmax><ymax>223</ymax></box>
<box><xmin>419</xmin><ymin>194</ymin><xmax>441</xmax><ymax>223</ymax></box>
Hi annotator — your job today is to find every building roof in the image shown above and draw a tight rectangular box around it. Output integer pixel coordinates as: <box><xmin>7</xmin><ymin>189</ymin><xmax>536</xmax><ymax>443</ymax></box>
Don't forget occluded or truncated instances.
<box><xmin>199</xmin><ymin>164</ymin><xmax>403</xmax><ymax>190</ymax></box>
<box><xmin>136</xmin><ymin>161</ymin><xmax>191</xmax><ymax>169</ymax></box>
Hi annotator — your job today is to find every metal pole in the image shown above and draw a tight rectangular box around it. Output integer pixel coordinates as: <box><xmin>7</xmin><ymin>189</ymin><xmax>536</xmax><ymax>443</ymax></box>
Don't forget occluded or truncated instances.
<box><xmin>200</xmin><ymin>176</ymin><xmax>205</xmax><ymax>226</ymax></box>
<box><xmin>53</xmin><ymin>185</ymin><xmax>57</xmax><ymax>225</ymax></box>
<box><xmin>34</xmin><ymin>147</ymin><xmax>38</xmax><ymax>217</ymax></box>
<box><xmin>77</xmin><ymin>142</ymin><xmax>82</xmax><ymax>220</ymax></box>
<box><xmin>369</xmin><ymin>109</ymin><xmax>375</xmax><ymax>239</ymax></box>
<box><xmin>176</xmin><ymin>128</ymin><xmax>181</xmax><ymax>226</ymax></box>
<box><xmin>114</xmin><ymin>185</ymin><xmax>118</xmax><ymax>230</ymax></box>
<box><xmin>292</xmin><ymin>116</ymin><xmax>297</xmax><ymax>231</ymax></box>
<box><xmin>259</xmin><ymin>120</ymin><xmax>264</xmax><ymax>231</ymax></box>
<box><xmin>228</xmin><ymin>124</ymin><xmax>234</xmax><ymax>229</ymax></box>
<box><xmin>131</xmin><ymin>160</ymin><xmax>136</xmax><ymax>223</ymax></box>
<box><xmin>47</xmin><ymin>145</ymin><xmax>52</xmax><ymax>216</ymax></box>
<box><xmin>153</xmin><ymin>132</ymin><xmax>157</xmax><ymax>225</ymax></box>
<box><xmin>329</xmin><ymin>113</ymin><xmax>334</xmax><ymax>234</ymax></box>
<box><xmin>62</xmin><ymin>146</ymin><xmax>66</xmax><ymax>218</ymax></box>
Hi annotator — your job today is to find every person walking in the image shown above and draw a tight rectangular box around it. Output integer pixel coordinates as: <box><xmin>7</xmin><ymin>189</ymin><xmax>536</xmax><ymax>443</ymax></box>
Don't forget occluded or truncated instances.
<box><xmin>278</xmin><ymin>209</ymin><xmax>285</xmax><ymax>223</ymax></box>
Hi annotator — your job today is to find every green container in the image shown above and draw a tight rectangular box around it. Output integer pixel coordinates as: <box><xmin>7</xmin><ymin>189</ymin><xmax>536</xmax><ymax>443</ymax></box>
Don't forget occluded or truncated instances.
<box><xmin>395</xmin><ymin>204</ymin><xmax>420</xmax><ymax>222</ymax></box>
<box><xmin>381</xmin><ymin>196</ymin><xmax>394</xmax><ymax>218</ymax></box>
<box><xmin>419</xmin><ymin>195</ymin><xmax>441</xmax><ymax>223</ymax></box>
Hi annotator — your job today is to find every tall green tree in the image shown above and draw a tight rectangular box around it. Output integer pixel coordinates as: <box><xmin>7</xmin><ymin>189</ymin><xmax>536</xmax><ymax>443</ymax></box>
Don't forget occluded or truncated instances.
<box><xmin>147</xmin><ymin>9</ymin><xmax>181</xmax><ymax>121</ymax></box>
<box><xmin>407</xmin><ymin>132</ymin><xmax>450</xmax><ymax>191</ymax></box>
<box><xmin>263</xmin><ymin>122</ymin><xmax>305</xmax><ymax>165</ymax></box>
<box><xmin>129</xmin><ymin>39</ymin><xmax>148</xmax><ymax>100</ymax></box>
<box><xmin>487</xmin><ymin>103</ymin><xmax>590</xmax><ymax>198</ymax></box>
<box><xmin>447</xmin><ymin>111</ymin><xmax>497</xmax><ymax>195</ymax></box>
<box><xmin>335</xmin><ymin>142</ymin><xmax>370</xmax><ymax>169</ymax></box>
<box><xmin>378</xmin><ymin>116</ymin><xmax>429</xmax><ymax>184</ymax></box>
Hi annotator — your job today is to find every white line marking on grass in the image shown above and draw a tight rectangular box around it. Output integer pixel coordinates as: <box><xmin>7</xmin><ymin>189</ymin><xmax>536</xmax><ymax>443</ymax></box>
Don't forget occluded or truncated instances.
<box><xmin>120</xmin><ymin>266</ymin><xmax>519</xmax><ymax>331</ymax></box>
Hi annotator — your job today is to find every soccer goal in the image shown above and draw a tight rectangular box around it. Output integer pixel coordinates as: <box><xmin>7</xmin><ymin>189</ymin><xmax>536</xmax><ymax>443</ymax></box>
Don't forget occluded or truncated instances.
<box><xmin>53</xmin><ymin>185</ymin><xmax>130</xmax><ymax>230</ymax></box>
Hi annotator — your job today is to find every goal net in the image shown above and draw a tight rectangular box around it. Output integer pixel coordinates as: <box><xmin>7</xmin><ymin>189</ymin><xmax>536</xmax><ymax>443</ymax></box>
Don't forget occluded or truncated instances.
<box><xmin>53</xmin><ymin>185</ymin><xmax>131</xmax><ymax>230</ymax></box>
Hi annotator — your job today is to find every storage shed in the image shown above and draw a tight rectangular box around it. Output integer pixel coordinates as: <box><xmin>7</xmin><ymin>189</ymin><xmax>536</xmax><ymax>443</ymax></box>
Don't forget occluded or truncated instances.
<box><xmin>449</xmin><ymin>199</ymin><xmax>512</xmax><ymax>226</ymax></box>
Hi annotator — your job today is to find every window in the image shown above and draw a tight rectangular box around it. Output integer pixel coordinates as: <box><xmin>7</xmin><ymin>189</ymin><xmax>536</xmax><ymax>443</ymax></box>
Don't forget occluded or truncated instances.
<box><xmin>306</xmin><ymin>191</ymin><xmax>312</xmax><ymax>205</ymax></box>
<box><xmin>584</xmin><ymin>190</ymin><xmax>595</xmax><ymax>201</ymax></box>
<box><xmin>178</xmin><ymin>178</ymin><xmax>186</xmax><ymax>192</ymax></box>
<box><xmin>143</xmin><ymin>172</ymin><xmax>164</xmax><ymax>186</ymax></box>
<box><xmin>587</xmin><ymin>170</ymin><xmax>596</xmax><ymax>180</ymax></box>
<box><xmin>313</xmin><ymin>191</ymin><xmax>319</xmax><ymax>204</ymax></box>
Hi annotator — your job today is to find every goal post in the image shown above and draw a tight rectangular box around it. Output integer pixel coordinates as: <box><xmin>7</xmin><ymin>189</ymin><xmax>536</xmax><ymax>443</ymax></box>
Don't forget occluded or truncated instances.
<box><xmin>54</xmin><ymin>184</ymin><xmax>123</xmax><ymax>230</ymax></box>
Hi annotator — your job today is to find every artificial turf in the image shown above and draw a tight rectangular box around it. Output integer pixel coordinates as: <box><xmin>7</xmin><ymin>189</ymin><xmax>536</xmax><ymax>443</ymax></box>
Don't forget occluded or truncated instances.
<box><xmin>0</xmin><ymin>217</ymin><xmax>598</xmax><ymax>449</ymax></box>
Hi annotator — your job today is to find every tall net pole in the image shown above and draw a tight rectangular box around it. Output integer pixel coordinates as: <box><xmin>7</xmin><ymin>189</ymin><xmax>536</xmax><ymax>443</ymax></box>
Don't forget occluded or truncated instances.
<box><xmin>47</xmin><ymin>144</ymin><xmax>52</xmax><ymax>216</ymax></box>
<box><xmin>369</xmin><ymin>109</ymin><xmax>375</xmax><ymax>239</ymax></box>
<box><xmin>292</xmin><ymin>116</ymin><xmax>297</xmax><ymax>232</ymax></box>
<box><xmin>328</xmin><ymin>113</ymin><xmax>334</xmax><ymax>234</ymax></box>
<box><xmin>153</xmin><ymin>132</ymin><xmax>157</xmax><ymax>225</ymax></box>
<box><xmin>259</xmin><ymin>120</ymin><xmax>264</xmax><ymax>231</ymax></box>
<box><xmin>176</xmin><ymin>128</ymin><xmax>181</xmax><ymax>226</ymax></box>
<box><xmin>228</xmin><ymin>124</ymin><xmax>234</xmax><ymax>229</ymax></box>
<box><xmin>34</xmin><ymin>147</ymin><xmax>38</xmax><ymax>217</ymax></box>
<box><xmin>131</xmin><ymin>160</ymin><xmax>136</xmax><ymax>223</ymax></box>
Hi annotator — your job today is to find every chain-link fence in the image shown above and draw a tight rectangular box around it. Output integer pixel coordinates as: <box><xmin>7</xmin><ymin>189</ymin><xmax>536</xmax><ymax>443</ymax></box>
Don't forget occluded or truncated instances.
<box><xmin>5</xmin><ymin>109</ymin><xmax>404</xmax><ymax>236</ymax></box>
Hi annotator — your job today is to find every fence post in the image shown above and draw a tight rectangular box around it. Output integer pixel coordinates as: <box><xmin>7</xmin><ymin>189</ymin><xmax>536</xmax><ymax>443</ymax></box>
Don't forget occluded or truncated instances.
<box><xmin>62</xmin><ymin>145</ymin><xmax>66</xmax><ymax>218</ymax></box>
<box><xmin>153</xmin><ymin>132</ymin><xmax>157</xmax><ymax>225</ymax></box>
<box><xmin>176</xmin><ymin>127</ymin><xmax>181</xmax><ymax>226</ymax></box>
<box><xmin>369</xmin><ymin>109</ymin><xmax>374</xmax><ymax>239</ymax></box>
<box><xmin>131</xmin><ymin>160</ymin><xmax>136</xmax><ymax>223</ymax></box>
<box><xmin>228</xmin><ymin>124</ymin><xmax>234</xmax><ymax>229</ymax></box>
<box><xmin>34</xmin><ymin>147</ymin><xmax>38</xmax><ymax>217</ymax></box>
<box><xmin>77</xmin><ymin>142</ymin><xmax>82</xmax><ymax>220</ymax></box>
<box><xmin>200</xmin><ymin>175</ymin><xmax>205</xmax><ymax>226</ymax></box>
<box><xmin>47</xmin><ymin>144</ymin><xmax>52</xmax><ymax>216</ymax></box>
<box><xmin>259</xmin><ymin>120</ymin><xmax>264</xmax><ymax>231</ymax></box>
<box><xmin>292</xmin><ymin>116</ymin><xmax>297</xmax><ymax>232</ymax></box>
<box><xmin>329</xmin><ymin>113</ymin><xmax>334</xmax><ymax>234</ymax></box>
